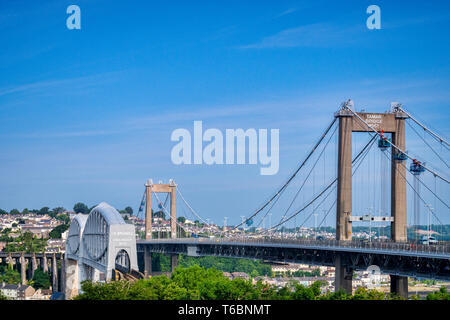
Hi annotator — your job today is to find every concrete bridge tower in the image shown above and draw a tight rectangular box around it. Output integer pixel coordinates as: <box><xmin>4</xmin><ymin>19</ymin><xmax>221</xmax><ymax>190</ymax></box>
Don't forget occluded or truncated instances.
<box><xmin>335</xmin><ymin>102</ymin><xmax>409</xmax><ymax>298</ymax></box>
<box><xmin>143</xmin><ymin>179</ymin><xmax>178</xmax><ymax>278</ymax></box>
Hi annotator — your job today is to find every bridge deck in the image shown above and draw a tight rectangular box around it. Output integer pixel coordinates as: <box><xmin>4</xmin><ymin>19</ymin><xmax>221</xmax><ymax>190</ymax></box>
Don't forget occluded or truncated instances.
<box><xmin>137</xmin><ymin>238</ymin><xmax>450</xmax><ymax>280</ymax></box>
<box><xmin>137</xmin><ymin>238</ymin><xmax>450</xmax><ymax>260</ymax></box>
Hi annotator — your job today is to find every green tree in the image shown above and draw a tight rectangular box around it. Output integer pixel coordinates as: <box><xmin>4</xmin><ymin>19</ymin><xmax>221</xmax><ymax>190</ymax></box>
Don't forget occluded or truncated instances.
<box><xmin>22</xmin><ymin>231</ymin><xmax>34</xmax><ymax>252</ymax></box>
<box><xmin>38</xmin><ymin>207</ymin><xmax>50</xmax><ymax>215</ymax></box>
<box><xmin>320</xmin><ymin>289</ymin><xmax>351</xmax><ymax>300</ymax></box>
<box><xmin>71</xmin><ymin>265</ymin><xmax>417</xmax><ymax>301</ymax></box>
<box><xmin>0</xmin><ymin>268</ymin><xmax>21</xmax><ymax>284</ymax></box>
<box><xmin>124</xmin><ymin>207</ymin><xmax>133</xmax><ymax>215</ymax></box>
<box><xmin>352</xmin><ymin>287</ymin><xmax>388</xmax><ymax>300</ymax></box>
<box><xmin>0</xmin><ymin>209</ymin><xmax>8</xmax><ymax>215</ymax></box>
<box><xmin>153</xmin><ymin>210</ymin><xmax>165</xmax><ymax>220</ymax></box>
<box><xmin>426</xmin><ymin>286</ymin><xmax>450</xmax><ymax>300</ymax></box>
<box><xmin>177</xmin><ymin>216</ymin><xmax>186</xmax><ymax>223</ymax></box>
<box><xmin>31</xmin><ymin>268</ymin><xmax>51</xmax><ymax>289</ymax></box>
<box><xmin>0</xmin><ymin>291</ymin><xmax>7</xmax><ymax>300</ymax></box>
<box><xmin>52</xmin><ymin>207</ymin><xmax>66</xmax><ymax>215</ymax></box>
<box><xmin>56</xmin><ymin>214</ymin><xmax>70</xmax><ymax>224</ymax></box>
<box><xmin>74</xmin><ymin>203</ymin><xmax>90</xmax><ymax>214</ymax></box>
<box><xmin>10</xmin><ymin>209</ymin><xmax>20</xmax><ymax>215</ymax></box>
<box><xmin>49</xmin><ymin>224</ymin><xmax>70</xmax><ymax>239</ymax></box>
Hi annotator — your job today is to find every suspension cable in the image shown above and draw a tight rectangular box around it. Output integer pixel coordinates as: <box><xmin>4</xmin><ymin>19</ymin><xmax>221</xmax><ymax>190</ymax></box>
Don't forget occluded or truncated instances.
<box><xmin>379</xmin><ymin>146</ymin><xmax>444</xmax><ymax>226</ymax></box>
<box><xmin>316</xmin><ymin>134</ymin><xmax>377</xmax><ymax>230</ymax></box>
<box><xmin>266</xmin><ymin>134</ymin><xmax>377</xmax><ymax>232</ymax></box>
<box><xmin>153</xmin><ymin>192</ymin><xmax>189</xmax><ymax>237</ymax></box>
<box><xmin>136</xmin><ymin>189</ymin><xmax>146</xmax><ymax>220</ymax></box>
<box><xmin>398</xmin><ymin>157</ymin><xmax>450</xmax><ymax>211</ymax></box>
<box><xmin>398</xmin><ymin>106</ymin><xmax>450</xmax><ymax>149</ymax></box>
<box><xmin>277</xmin><ymin>123</ymin><xmax>338</xmax><ymax>225</ymax></box>
<box><xmin>176</xmin><ymin>187</ymin><xmax>210</xmax><ymax>226</ymax></box>
<box><xmin>231</xmin><ymin>117</ymin><xmax>338</xmax><ymax>231</ymax></box>
<box><xmin>346</xmin><ymin>106</ymin><xmax>450</xmax><ymax>184</ymax></box>
<box><xmin>406</xmin><ymin>120</ymin><xmax>449</xmax><ymax>169</ymax></box>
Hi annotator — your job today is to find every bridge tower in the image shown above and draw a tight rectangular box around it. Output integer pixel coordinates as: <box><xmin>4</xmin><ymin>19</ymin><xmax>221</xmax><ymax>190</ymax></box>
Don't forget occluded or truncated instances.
<box><xmin>335</xmin><ymin>102</ymin><xmax>409</xmax><ymax>297</ymax></box>
<box><xmin>144</xmin><ymin>179</ymin><xmax>177</xmax><ymax>240</ymax></box>
<box><xmin>144</xmin><ymin>179</ymin><xmax>178</xmax><ymax>278</ymax></box>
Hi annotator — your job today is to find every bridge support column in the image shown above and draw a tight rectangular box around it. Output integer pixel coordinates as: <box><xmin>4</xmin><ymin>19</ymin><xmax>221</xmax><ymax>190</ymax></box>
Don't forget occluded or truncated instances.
<box><xmin>390</xmin><ymin>275</ymin><xmax>408</xmax><ymax>299</ymax></box>
<box><xmin>335</xmin><ymin>255</ymin><xmax>352</xmax><ymax>294</ymax></box>
<box><xmin>171</xmin><ymin>254</ymin><xmax>178</xmax><ymax>273</ymax></box>
<box><xmin>52</xmin><ymin>253</ymin><xmax>58</xmax><ymax>292</ymax></box>
<box><xmin>145</xmin><ymin>180</ymin><xmax>153</xmax><ymax>240</ymax></box>
<box><xmin>7</xmin><ymin>253</ymin><xmax>13</xmax><ymax>270</ymax></box>
<box><xmin>20</xmin><ymin>253</ymin><xmax>26</xmax><ymax>285</ymax></box>
<box><xmin>31</xmin><ymin>253</ymin><xmax>37</xmax><ymax>279</ymax></box>
<box><xmin>42</xmin><ymin>254</ymin><xmax>48</xmax><ymax>273</ymax></box>
<box><xmin>391</xmin><ymin>113</ymin><xmax>407</xmax><ymax>242</ymax></box>
<box><xmin>60</xmin><ymin>257</ymin><xmax>65</xmax><ymax>296</ymax></box>
<box><xmin>169</xmin><ymin>182</ymin><xmax>177</xmax><ymax>239</ymax></box>
<box><xmin>144</xmin><ymin>248</ymin><xmax>152</xmax><ymax>278</ymax></box>
<box><xmin>64</xmin><ymin>259</ymin><xmax>79</xmax><ymax>299</ymax></box>
<box><xmin>336</xmin><ymin>112</ymin><xmax>353</xmax><ymax>240</ymax></box>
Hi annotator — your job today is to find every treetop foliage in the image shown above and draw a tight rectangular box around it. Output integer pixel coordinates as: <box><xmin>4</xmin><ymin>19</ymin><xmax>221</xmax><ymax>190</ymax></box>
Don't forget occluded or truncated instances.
<box><xmin>73</xmin><ymin>265</ymin><xmax>449</xmax><ymax>300</ymax></box>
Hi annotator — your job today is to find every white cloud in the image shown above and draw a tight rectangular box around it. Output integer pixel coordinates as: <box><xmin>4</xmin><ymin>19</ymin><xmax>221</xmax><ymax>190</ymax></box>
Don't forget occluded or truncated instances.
<box><xmin>239</xmin><ymin>23</ymin><xmax>362</xmax><ymax>49</ymax></box>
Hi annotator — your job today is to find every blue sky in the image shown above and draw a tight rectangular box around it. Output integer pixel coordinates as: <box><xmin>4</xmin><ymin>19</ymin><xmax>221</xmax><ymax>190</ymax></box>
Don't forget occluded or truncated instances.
<box><xmin>0</xmin><ymin>0</ymin><xmax>449</xmax><ymax>227</ymax></box>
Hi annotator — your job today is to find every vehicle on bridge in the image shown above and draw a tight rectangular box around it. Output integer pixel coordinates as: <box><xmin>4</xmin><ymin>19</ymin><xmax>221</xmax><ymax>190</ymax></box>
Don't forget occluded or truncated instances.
<box><xmin>419</xmin><ymin>236</ymin><xmax>438</xmax><ymax>245</ymax></box>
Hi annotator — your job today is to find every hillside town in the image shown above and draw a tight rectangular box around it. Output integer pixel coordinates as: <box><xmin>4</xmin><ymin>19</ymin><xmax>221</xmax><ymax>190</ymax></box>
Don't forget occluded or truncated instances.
<box><xmin>1</xmin><ymin>206</ymin><xmax>448</xmax><ymax>300</ymax></box>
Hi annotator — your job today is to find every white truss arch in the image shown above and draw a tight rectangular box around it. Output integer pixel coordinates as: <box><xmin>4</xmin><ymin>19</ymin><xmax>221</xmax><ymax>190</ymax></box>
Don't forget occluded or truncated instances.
<box><xmin>65</xmin><ymin>202</ymin><xmax>138</xmax><ymax>298</ymax></box>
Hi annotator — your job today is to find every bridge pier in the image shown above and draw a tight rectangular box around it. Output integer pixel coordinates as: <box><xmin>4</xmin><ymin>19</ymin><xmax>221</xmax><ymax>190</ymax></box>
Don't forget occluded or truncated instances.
<box><xmin>42</xmin><ymin>254</ymin><xmax>48</xmax><ymax>273</ymax></box>
<box><xmin>31</xmin><ymin>253</ymin><xmax>37</xmax><ymax>279</ymax></box>
<box><xmin>60</xmin><ymin>257</ymin><xmax>65</xmax><ymax>296</ymax></box>
<box><xmin>390</xmin><ymin>275</ymin><xmax>408</xmax><ymax>299</ymax></box>
<box><xmin>7</xmin><ymin>253</ymin><xmax>13</xmax><ymax>269</ymax></box>
<box><xmin>144</xmin><ymin>248</ymin><xmax>152</xmax><ymax>278</ymax></box>
<box><xmin>334</xmin><ymin>254</ymin><xmax>353</xmax><ymax>294</ymax></box>
<box><xmin>64</xmin><ymin>258</ymin><xmax>79</xmax><ymax>299</ymax></box>
<box><xmin>20</xmin><ymin>253</ymin><xmax>26</xmax><ymax>285</ymax></box>
<box><xmin>171</xmin><ymin>254</ymin><xmax>178</xmax><ymax>273</ymax></box>
<box><xmin>52</xmin><ymin>253</ymin><xmax>58</xmax><ymax>292</ymax></box>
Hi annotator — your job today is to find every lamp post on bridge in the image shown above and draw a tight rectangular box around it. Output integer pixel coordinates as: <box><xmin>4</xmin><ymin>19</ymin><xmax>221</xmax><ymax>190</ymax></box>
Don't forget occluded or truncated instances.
<box><xmin>424</xmin><ymin>204</ymin><xmax>433</xmax><ymax>241</ymax></box>
<box><xmin>223</xmin><ymin>217</ymin><xmax>228</xmax><ymax>234</ymax></box>
<box><xmin>313</xmin><ymin>212</ymin><xmax>318</xmax><ymax>239</ymax></box>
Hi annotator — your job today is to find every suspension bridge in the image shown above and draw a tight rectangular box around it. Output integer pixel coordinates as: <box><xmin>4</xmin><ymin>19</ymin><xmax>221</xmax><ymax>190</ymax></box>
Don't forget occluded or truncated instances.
<box><xmin>65</xmin><ymin>101</ymin><xmax>450</xmax><ymax>299</ymax></box>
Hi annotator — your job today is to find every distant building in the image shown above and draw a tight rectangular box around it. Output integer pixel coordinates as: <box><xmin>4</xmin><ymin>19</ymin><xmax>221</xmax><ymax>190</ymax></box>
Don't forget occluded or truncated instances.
<box><xmin>231</xmin><ymin>272</ymin><xmax>249</xmax><ymax>280</ymax></box>
<box><xmin>294</xmin><ymin>276</ymin><xmax>333</xmax><ymax>287</ymax></box>
<box><xmin>20</xmin><ymin>226</ymin><xmax>51</xmax><ymax>238</ymax></box>
<box><xmin>223</xmin><ymin>272</ymin><xmax>233</xmax><ymax>280</ymax></box>
<box><xmin>272</xmin><ymin>264</ymin><xmax>303</xmax><ymax>273</ymax></box>
<box><xmin>0</xmin><ymin>283</ymin><xmax>35</xmax><ymax>300</ymax></box>
<box><xmin>29</xmin><ymin>289</ymin><xmax>52</xmax><ymax>300</ymax></box>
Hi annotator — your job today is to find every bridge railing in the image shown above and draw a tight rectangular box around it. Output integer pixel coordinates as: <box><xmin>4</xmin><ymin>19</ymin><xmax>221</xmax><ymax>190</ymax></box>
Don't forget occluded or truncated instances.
<box><xmin>242</xmin><ymin>238</ymin><xmax>450</xmax><ymax>254</ymax></box>
<box><xmin>140</xmin><ymin>237</ymin><xmax>450</xmax><ymax>255</ymax></box>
